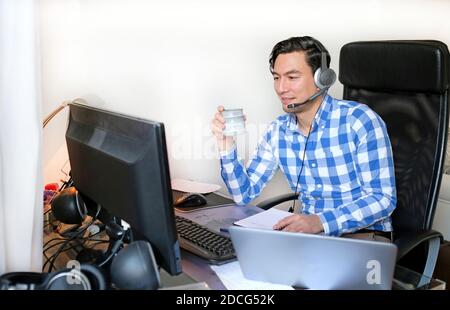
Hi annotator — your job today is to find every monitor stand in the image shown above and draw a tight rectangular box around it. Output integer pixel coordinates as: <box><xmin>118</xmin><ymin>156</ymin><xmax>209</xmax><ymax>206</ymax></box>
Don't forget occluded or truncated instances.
<box><xmin>159</xmin><ymin>268</ymin><xmax>209</xmax><ymax>290</ymax></box>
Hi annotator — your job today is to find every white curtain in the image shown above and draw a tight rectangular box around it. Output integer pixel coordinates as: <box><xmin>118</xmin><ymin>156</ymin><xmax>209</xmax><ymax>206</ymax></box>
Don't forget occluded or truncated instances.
<box><xmin>0</xmin><ymin>0</ymin><xmax>42</xmax><ymax>273</ymax></box>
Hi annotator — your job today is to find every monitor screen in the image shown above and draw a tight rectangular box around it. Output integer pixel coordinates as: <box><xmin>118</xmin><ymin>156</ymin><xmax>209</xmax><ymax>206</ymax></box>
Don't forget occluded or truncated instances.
<box><xmin>65</xmin><ymin>102</ymin><xmax>182</xmax><ymax>275</ymax></box>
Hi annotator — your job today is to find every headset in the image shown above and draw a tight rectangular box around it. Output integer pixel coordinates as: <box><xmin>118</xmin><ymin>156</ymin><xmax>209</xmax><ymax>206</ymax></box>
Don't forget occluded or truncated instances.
<box><xmin>0</xmin><ymin>241</ymin><xmax>160</xmax><ymax>290</ymax></box>
<box><xmin>44</xmin><ymin>186</ymin><xmax>159</xmax><ymax>289</ymax></box>
<box><xmin>110</xmin><ymin>240</ymin><xmax>160</xmax><ymax>290</ymax></box>
<box><xmin>51</xmin><ymin>187</ymin><xmax>87</xmax><ymax>225</ymax></box>
<box><xmin>2</xmin><ymin>186</ymin><xmax>161</xmax><ymax>290</ymax></box>
<box><xmin>287</xmin><ymin>38</ymin><xmax>336</xmax><ymax>109</ymax></box>
<box><xmin>312</xmin><ymin>39</ymin><xmax>336</xmax><ymax>90</ymax></box>
<box><xmin>0</xmin><ymin>264</ymin><xmax>106</xmax><ymax>290</ymax></box>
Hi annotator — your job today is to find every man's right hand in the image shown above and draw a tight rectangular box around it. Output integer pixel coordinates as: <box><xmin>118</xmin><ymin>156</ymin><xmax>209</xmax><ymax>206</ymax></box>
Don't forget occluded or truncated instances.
<box><xmin>210</xmin><ymin>105</ymin><xmax>235</xmax><ymax>152</ymax></box>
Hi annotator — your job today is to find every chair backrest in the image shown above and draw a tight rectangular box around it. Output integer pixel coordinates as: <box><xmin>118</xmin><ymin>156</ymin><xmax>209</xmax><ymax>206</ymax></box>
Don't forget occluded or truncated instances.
<box><xmin>339</xmin><ymin>40</ymin><xmax>449</xmax><ymax>235</ymax></box>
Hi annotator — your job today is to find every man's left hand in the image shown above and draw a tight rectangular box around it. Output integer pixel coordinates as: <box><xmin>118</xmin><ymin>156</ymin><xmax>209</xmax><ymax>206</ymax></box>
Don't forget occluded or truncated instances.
<box><xmin>273</xmin><ymin>214</ymin><xmax>324</xmax><ymax>234</ymax></box>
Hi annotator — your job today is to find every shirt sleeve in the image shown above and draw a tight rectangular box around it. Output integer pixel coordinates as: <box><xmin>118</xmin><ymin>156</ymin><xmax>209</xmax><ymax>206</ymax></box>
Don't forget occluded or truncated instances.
<box><xmin>220</xmin><ymin>124</ymin><xmax>279</xmax><ymax>205</ymax></box>
<box><xmin>317</xmin><ymin>107</ymin><xmax>397</xmax><ymax>236</ymax></box>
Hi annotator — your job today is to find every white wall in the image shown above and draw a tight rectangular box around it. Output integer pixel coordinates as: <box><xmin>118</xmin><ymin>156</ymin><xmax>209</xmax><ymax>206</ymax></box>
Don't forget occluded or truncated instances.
<box><xmin>40</xmin><ymin>0</ymin><xmax>450</xmax><ymax>205</ymax></box>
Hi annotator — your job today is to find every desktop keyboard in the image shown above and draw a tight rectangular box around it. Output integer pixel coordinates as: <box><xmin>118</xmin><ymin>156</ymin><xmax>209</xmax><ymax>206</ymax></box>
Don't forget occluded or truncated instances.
<box><xmin>175</xmin><ymin>215</ymin><xmax>236</xmax><ymax>264</ymax></box>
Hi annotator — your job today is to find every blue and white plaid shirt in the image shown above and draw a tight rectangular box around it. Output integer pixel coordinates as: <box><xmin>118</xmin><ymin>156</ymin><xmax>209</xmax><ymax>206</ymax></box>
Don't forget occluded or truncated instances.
<box><xmin>220</xmin><ymin>95</ymin><xmax>396</xmax><ymax>236</ymax></box>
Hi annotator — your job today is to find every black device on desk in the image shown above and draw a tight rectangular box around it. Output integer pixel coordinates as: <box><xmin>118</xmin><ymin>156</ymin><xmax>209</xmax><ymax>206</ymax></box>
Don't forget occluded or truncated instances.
<box><xmin>66</xmin><ymin>102</ymin><xmax>182</xmax><ymax>277</ymax></box>
<box><xmin>174</xmin><ymin>192</ymin><xmax>207</xmax><ymax>208</ymax></box>
<box><xmin>172</xmin><ymin>190</ymin><xmax>237</xmax><ymax>263</ymax></box>
<box><xmin>173</xmin><ymin>190</ymin><xmax>234</xmax><ymax>212</ymax></box>
<box><xmin>175</xmin><ymin>215</ymin><xmax>236</xmax><ymax>264</ymax></box>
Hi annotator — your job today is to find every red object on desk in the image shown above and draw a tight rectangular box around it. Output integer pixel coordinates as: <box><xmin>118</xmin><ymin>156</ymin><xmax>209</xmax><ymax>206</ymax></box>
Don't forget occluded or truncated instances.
<box><xmin>45</xmin><ymin>183</ymin><xmax>59</xmax><ymax>191</ymax></box>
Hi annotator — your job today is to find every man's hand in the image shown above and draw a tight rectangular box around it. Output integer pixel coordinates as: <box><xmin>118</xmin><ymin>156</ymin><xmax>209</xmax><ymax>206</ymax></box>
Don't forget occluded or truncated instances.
<box><xmin>210</xmin><ymin>105</ymin><xmax>239</xmax><ymax>152</ymax></box>
<box><xmin>273</xmin><ymin>214</ymin><xmax>324</xmax><ymax>234</ymax></box>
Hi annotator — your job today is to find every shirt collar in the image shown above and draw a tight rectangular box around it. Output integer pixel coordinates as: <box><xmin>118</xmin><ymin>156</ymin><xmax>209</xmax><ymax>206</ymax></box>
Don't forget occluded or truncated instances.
<box><xmin>287</xmin><ymin>94</ymin><xmax>333</xmax><ymax>134</ymax></box>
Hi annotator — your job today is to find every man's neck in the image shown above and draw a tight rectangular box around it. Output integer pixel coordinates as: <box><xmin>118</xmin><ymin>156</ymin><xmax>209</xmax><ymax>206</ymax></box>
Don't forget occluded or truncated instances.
<box><xmin>295</xmin><ymin>95</ymin><xmax>324</xmax><ymax>136</ymax></box>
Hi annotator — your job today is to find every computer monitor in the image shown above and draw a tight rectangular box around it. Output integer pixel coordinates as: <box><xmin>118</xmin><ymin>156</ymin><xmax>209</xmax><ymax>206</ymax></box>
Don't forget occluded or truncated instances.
<box><xmin>65</xmin><ymin>102</ymin><xmax>182</xmax><ymax>275</ymax></box>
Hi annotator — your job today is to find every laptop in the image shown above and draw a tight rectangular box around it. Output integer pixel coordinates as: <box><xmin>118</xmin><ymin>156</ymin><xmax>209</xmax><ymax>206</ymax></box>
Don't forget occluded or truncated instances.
<box><xmin>228</xmin><ymin>226</ymin><xmax>397</xmax><ymax>290</ymax></box>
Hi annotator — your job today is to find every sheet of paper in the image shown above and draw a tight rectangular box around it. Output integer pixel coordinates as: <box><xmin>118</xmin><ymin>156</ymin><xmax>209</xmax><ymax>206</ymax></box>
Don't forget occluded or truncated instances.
<box><xmin>210</xmin><ymin>261</ymin><xmax>293</xmax><ymax>290</ymax></box>
<box><xmin>171</xmin><ymin>179</ymin><xmax>221</xmax><ymax>194</ymax></box>
<box><xmin>175</xmin><ymin>204</ymin><xmax>262</xmax><ymax>234</ymax></box>
<box><xmin>233</xmin><ymin>208</ymin><xmax>292</xmax><ymax>230</ymax></box>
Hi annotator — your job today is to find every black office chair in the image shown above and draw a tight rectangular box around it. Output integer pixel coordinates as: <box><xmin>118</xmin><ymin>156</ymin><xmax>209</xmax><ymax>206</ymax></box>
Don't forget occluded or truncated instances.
<box><xmin>258</xmin><ymin>40</ymin><xmax>449</xmax><ymax>279</ymax></box>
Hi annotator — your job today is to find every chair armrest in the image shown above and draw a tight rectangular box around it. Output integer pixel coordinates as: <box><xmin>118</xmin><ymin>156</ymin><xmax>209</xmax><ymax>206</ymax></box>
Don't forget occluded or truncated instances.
<box><xmin>394</xmin><ymin>230</ymin><xmax>443</xmax><ymax>279</ymax></box>
<box><xmin>394</xmin><ymin>230</ymin><xmax>443</xmax><ymax>261</ymax></box>
<box><xmin>256</xmin><ymin>193</ymin><xmax>299</xmax><ymax>210</ymax></box>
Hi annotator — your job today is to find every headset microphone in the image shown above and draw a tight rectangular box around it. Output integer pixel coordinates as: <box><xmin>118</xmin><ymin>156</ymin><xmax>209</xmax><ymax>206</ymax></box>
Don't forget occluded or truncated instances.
<box><xmin>286</xmin><ymin>88</ymin><xmax>328</xmax><ymax>109</ymax></box>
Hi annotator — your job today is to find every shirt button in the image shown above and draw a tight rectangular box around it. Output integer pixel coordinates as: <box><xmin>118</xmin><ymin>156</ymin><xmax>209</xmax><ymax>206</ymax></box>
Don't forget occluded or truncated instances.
<box><xmin>321</xmin><ymin>125</ymin><xmax>325</xmax><ymax>129</ymax></box>
<box><xmin>317</xmin><ymin>184</ymin><xmax>322</xmax><ymax>188</ymax></box>
<box><xmin>311</xmin><ymin>163</ymin><xmax>317</xmax><ymax>168</ymax></box>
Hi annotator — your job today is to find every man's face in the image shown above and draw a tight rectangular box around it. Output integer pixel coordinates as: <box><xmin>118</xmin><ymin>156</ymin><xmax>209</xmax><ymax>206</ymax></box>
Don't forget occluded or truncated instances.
<box><xmin>272</xmin><ymin>51</ymin><xmax>319</xmax><ymax>113</ymax></box>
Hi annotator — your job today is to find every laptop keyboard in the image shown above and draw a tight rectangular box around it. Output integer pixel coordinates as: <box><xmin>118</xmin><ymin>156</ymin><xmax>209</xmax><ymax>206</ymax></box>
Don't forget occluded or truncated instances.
<box><xmin>175</xmin><ymin>215</ymin><xmax>236</xmax><ymax>264</ymax></box>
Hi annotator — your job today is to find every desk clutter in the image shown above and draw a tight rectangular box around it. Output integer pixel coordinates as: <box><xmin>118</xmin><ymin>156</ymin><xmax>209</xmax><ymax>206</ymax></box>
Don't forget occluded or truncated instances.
<box><xmin>21</xmin><ymin>181</ymin><xmax>162</xmax><ymax>290</ymax></box>
<box><xmin>33</xmin><ymin>177</ymin><xmax>237</xmax><ymax>290</ymax></box>
<box><xmin>4</xmin><ymin>180</ymin><xmax>440</xmax><ymax>290</ymax></box>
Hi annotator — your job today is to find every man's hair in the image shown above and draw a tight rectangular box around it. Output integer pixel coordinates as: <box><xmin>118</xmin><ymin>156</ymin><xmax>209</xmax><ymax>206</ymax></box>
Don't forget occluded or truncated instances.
<box><xmin>269</xmin><ymin>36</ymin><xmax>331</xmax><ymax>74</ymax></box>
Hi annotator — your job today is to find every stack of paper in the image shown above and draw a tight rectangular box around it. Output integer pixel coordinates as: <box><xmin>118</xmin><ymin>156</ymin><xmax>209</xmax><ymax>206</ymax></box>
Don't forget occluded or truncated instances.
<box><xmin>233</xmin><ymin>208</ymin><xmax>292</xmax><ymax>230</ymax></box>
<box><xmin>210</xmin><ymin>261</ymin><xmax>293</xmax><ymax>290</ymax></box>
<box><xmin>172</xmin><ymin>179</ymin><xmax>221</xmax><ymax>194</ymax></box>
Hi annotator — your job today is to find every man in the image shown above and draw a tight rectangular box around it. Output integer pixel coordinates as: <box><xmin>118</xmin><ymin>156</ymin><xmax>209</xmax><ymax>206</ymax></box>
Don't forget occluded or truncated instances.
<box><xmin>210</xmin><ymin>36</ymin><xmax>396</xmax><ymax>242</ymax></box>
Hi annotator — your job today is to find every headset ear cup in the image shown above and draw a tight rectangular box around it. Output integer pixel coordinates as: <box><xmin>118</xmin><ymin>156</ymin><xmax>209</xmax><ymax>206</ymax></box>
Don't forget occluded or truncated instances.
<box><xmin>44</xmin><ymin>268</ymin><xmax>91</xmax><ymax>290</ymax></box>
<box><xmin>314</xmin><ymin>68</ymin><xmax>324</xmax><ymax>89</ymax></box>
<box><xmin>319</xmin><ymin>68</ymin><xmax>336</xmax><ymax>89</ymax></box>
<box><xmin>79</xmin><ymin>264</ymin><xmax>106</xmax><ymax>290</ymax></box>
<box><xmin>0</xmin><ymin>272</ymin><xmax>48</xmax><ymax>290</ymax></box>
<box><xmin>110</xmin><ymin>240</ymin><xmax>160</xmax><ymax>290</ymax></box>
<box><xmin>44</xmin><ymin>264</ymin><xmax>106</xmax><ymax>290</ymax></box>
<box><xmin>51</xmin><ymin>187</ymin><xmax>87</xmax><ymax>224</ymax></box>
<box><xmin>314</xmin><ymin>67</ymin><xmax>336</xmax><ymax>90</ymax></box>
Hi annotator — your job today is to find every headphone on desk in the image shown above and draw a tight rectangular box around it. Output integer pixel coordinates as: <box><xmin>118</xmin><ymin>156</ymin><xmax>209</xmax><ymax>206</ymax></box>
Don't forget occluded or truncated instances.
<box><xmin>0</xmin><ymin>264</ymin><xmax>106</xmax><ymax>290</ymax></box>
<box><xmin>41</xmin><ymin>187</ymin><xmax>161</xmax><ymax>290</ymax></box>
<box><xmin>110</xmin><ymin>240</ymin><xmax>160</xmax><ymax>290</ymax></box>
<box><xmin>0</xmin><ymin>242</ymin><xmax>160</xmax><ymax>290</ymax></box>
<box><xmin>51</xmin><ymin>187</ymin><xmax>87</xmax><ymax>225</ymax></box>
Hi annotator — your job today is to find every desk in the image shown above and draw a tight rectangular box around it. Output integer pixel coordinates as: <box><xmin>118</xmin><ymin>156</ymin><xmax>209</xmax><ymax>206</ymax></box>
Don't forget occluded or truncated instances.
<box><xmin>43</xmin><ymin>192</ymin><xmax>241</xmax><ymax>290</ymax></box>
<box><xmin>173</xmin><ymin>251</ymin><xmax>447</xmax><ymax>291</ymax></box>
<box><xmin>171</xmin><ymin>203</ymin><xmax>447</xmax><ymax>290</ymax></box>
<box><xmin>45</xmin><ymin>196</ymin><xmax>445</xmax><ymax>290</ymax></box>
<box><xmin>161</xmin><ymin>250</ymin><xmax>226</xmax><ymax>290</ymax></box>
<box><xmin>170</xmin><ymin>199</ymin><xmax>264</xmax><ymax>290</ymax></box>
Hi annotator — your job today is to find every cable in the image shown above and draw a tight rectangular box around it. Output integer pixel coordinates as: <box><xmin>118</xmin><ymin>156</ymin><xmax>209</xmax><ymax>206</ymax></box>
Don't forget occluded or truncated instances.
<box><xmin>58</xmin><ymin>224</ymin><xmax>83</xmax><ymax>238</ymax></box>
<box><xmin>43</xmin><ymin>236</ymin><xmax>87</xmax><ymax>269</ymax></box>
<box><xmin>43</xmin><ymin>242</ymin><xmax>87</xmax><ymax>272</ymax></box>
<box><xmin>58</xmin><ymin>176</ymin><xmax>73</xmax><ymax>192</ymax></box>
<box><xmin>288</xmin><ymin>93</ymin><xmax>326</xmax><ymax>213</ymax></box>
<box><xmin>98</xmin><ymin>234</ymin><xmax>124</xmax><ymax>268</ymax></box>
<box><xmin>46</xmin><ymin>204</ymin><xmax>101</xmax><ymax>272</ymax></box>
<box><xmin>43</xmin><ymin>236</ymin><xmax>69</xmax><ymax>249</ymax></box>
<box><xmin>289</xmin><ymin>123</ymin><xmax>313</xmax><ymax>213</ymax></box>
<box><xmin>42</xmin><ymin>235</ymin><xmax>108</xmax><ymax>271</ymax></box>
<box><xmin>43</xmin><ymin>223</ymin><xmax>105</xmax><ymax>255</ymax></box>
<box><xmin>43</xmin><ymin>101</ymin><xmax>69</xmax><ymax>128</ymax></box>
